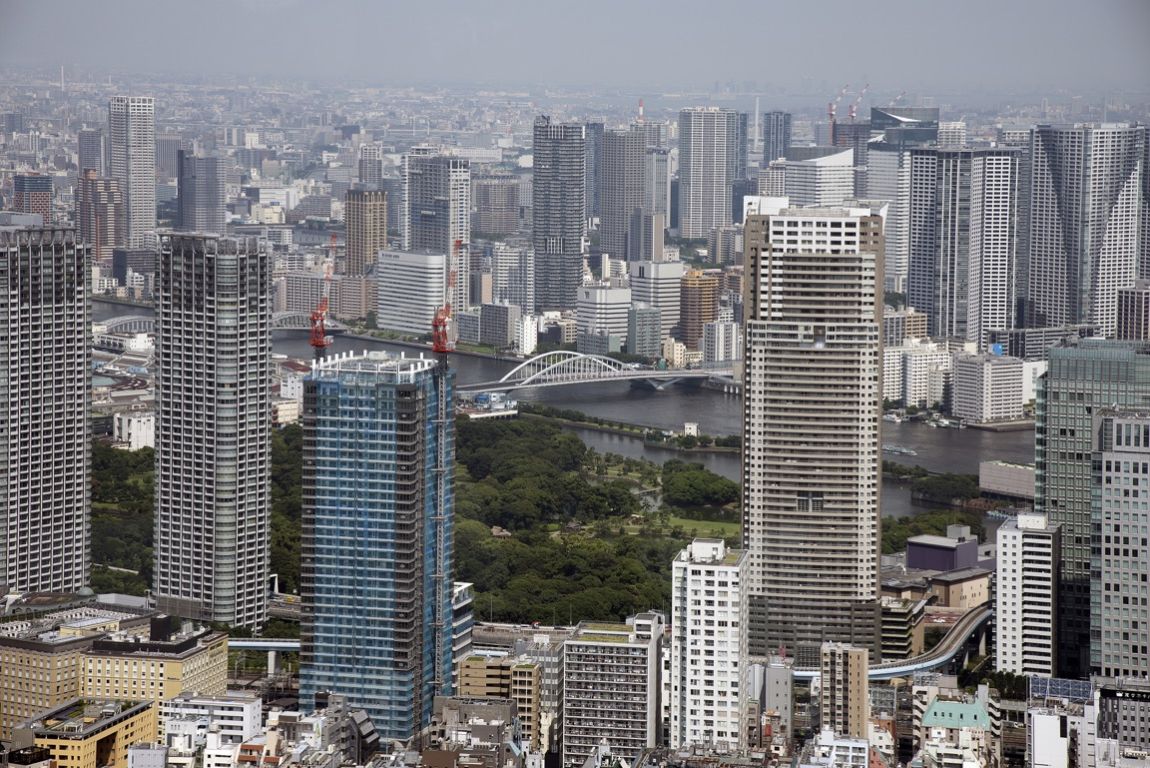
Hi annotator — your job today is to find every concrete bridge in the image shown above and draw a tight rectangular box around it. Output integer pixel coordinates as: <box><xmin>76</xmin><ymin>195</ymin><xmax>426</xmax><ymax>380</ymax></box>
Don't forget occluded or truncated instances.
<box><xmin>97</xmin><ymin>312</ymin><xmax>347</xmax><ymax>334</ymax></box>
<box><xmin>230</xmin><ymin>604</ymin><xmax>992</xmax><ymax>680</ymax></box>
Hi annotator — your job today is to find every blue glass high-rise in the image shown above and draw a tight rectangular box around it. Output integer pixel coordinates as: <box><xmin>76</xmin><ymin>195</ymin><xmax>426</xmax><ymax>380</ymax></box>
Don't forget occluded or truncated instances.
<box><xmin>299</xmin><ymin>351</ymin><xmax>454</xmax><ymax>741</ymax></box>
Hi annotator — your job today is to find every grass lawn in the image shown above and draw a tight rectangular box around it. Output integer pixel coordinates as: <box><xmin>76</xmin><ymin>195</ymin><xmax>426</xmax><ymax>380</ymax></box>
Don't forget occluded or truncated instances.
<box><xmin>665</xmin><ymin>515</ymin><xmax>740</xmax><ymax>538</ymax></box>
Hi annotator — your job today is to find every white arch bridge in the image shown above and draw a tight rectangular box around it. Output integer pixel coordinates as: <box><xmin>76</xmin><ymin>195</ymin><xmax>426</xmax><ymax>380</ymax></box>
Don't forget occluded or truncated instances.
<box><xmin>97</xmin><ymin>312</ymin><xmax>347</xmax><ymax>334</ymax></box>
<box><xmin>457</xmin><ymin>350</ymin><xmax>736</xmax><ymax>393</ymax></box>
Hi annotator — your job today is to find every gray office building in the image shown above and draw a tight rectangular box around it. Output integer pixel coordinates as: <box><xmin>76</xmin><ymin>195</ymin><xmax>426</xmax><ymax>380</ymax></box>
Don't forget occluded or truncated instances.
<box><xmin>627</xmin><ymin>304</ymin><xmax>662</xmax><ymax>359</ymax></box>
<box><xmin>153</xmin><ymin>234</ymin><xmax>271</xmax><ymax>628</ymax></box>
<box><xmin>762</xmin><ymin>111</ymin><xmax>792</xmax><ymax>165</ymax></box>
<box><xmin>532</xmin><ymin>116</ymin><xmax>586</xmax><ymax>311</ymax></box>
<box><xmin>78</xmin><ymin>128</ymin><xmax>106</xmax><ymax>176</ymax></box>
<box><xmin>584</xmin><ymin>121</ymin><xmax>604</xmax><ymax>220</ymax></box>
<box><xmin>405</xmin><ymin>153</ymin><xmax>471</xmax><ymax>312</ymax></box>
<box><xmin>177</xmin><ymin>151</ymin><xmax>225</xmax><ymax>235</ymax></box>
<box><xmin>601</xmin><ymin>128</ymin><xmax>646</xmax><ymax>261</ymax></box>
<box><xmin>0</xmin><ymin>228</ymin><xmax>91</xmax><ymax>594</ymax></box>
<box><xmin>1092</xmin><ymin>411</ymin><xmax>1150</xmax><ymax>679</ymax></box>
<box><xmin>1036</xmin><ymin>339</ymin><xmax>1150</xmax><ymax>678</ymax></box>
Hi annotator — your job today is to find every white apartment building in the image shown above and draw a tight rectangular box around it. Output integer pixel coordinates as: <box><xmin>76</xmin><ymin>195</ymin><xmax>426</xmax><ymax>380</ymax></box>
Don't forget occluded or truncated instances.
<box><xmin>630</xmin><ymin>260</ymin><xmax>684</xmax><ymax>340</ymax></box>
<box><xmin>562</xmin><ymin>614</ymin><xmax>663</xmax><ymax>768</ymax></box>
<box><xmin>906</xmin><ymin>147</ymin><xmax>1021</xmax><ymax>346</ymax></box>
<box><xmin>516</xmin><ymin>315</ymin><xmax>538</xmax><ymax>356</ymax></box>
<box><xmin>952</xmin><ymin>353</ymin><xmax>1024</xmax><ymax>424</ymax></box>
<box><xmin>490</xmin><ymin>242</ymin><xmax>535</xmax><ymax>313</ymax></box>
<box><xmin>678</xmin><ymin>108</ymin><xmax>740</xmax><ymax>238</ymax></box>
<box><xmin>576</xmin><ymin>284</ymin><xmax>631</xmax><ymax>343</ymax></box>
<box><xmin>902</xmin><ymin>341</ymin><xmax>952</xmax><ymax>409</ymax></box>
<box><xmin>702</xmin><ymin>320</ymin><xmax>742</xmax><ymax>364</ymax></box>
<box><xmin>114</xmin><ymin>411</ymin><xmax>155</xmax><ymax>451</ymax></box>
<box><xmin>742</xmin><ymin>200</ymin><xmax>882</xmax><ymax>659</ymax></box>
<box><xmin>161</xmin><ymin>691</ymin><xmax>262</xmax><ymax>744</ymax></box>
<box><xmin>938</xmin><ymin>122</ymin><xmax>968</xmax><ymax>147</ymax></box>
<box><xmin>996</xmin><ymin>512</ymin><xmax>1060</xmax><ymax>677</ymax></box>
<box><xmin>779</xmin><ymin>149</ymin><xmax>856</xmax><ymax>208</ymax></box>
<box><xmin>670</xmin><ymin>539</ymin><xmax>749</xmax><ymax>751</ymax></box>
<box><xmin>375</xmin><ymin>249</ymin><xmax>447</xmax><ymax>337</ymax></box>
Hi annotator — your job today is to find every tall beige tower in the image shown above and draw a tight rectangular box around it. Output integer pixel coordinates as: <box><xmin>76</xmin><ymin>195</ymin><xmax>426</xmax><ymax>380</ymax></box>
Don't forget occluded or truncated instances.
<box><xmin>819</xmin><ymin>643</ymin><xmax>870</xmax><ymax>738</ymax></box>
<box><xmin>742</xmin><ymin>200</ymin><xmax>883</xmax><ymax>663</ymax></box>
<box><xmin>345</xmin><ymin>188</ymin><xmax>387</xmax><ymax>276</ymax></box>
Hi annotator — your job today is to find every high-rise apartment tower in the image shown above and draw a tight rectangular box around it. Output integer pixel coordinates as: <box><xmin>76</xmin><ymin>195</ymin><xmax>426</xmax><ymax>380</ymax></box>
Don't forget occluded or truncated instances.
<box><xmin>742</xmin><ymin>200</ymin><xmax>883</xmax><ymax>662</ymax></box>
<box><xmin>0</xmin><ymin>228</ymin><xmax>91</xmax><ymax>593</ymax></box>
<box><xmin>153</xmin><ymin>234</ymin><xmax>271</xmax><ymax>628</ymax></box>
<box><xmin>532</xmin><ymin>116</ymin><xmax>586</xmax><ymax>310</ymax></box>
<box><xmin>108</xmin><ymin>96</ymin><xmax>156</xmax><ymax>248</ymax></box>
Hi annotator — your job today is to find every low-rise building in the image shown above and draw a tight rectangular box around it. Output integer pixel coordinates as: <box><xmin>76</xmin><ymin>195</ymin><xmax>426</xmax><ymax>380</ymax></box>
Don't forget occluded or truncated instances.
<box><xmin>928</xmin><ymin>568</ymin><xmax>991</xmax><ymax>610</ymax></box>
<box><xmin>0</xmin><ymin>604</ymin><xmax>155</xmax><ymax>739</ymax></box>
<box><xmin>161</xmin><ymin>691</ymin><xmax>262</xmax><ymax>744</ymax></box>
<box><xmin>113</xmin><ymin>412</ymin><xmax>155</xmax><ymax>451</ymax></box>
<box><xmin>14</xmin><ymin>700</ymin><xmax>158</xmax><ymax>768</ymax></box>
<box><xmin>906</xmin><ymin>526</ymin><xmax>980</xmax><ymax>572</ymax></box>
<box><xmin>479</xmin><ymin>303</ymin><xmax>521</xmax><ymax>349</ymax></box>
<box><xmin>883</xmin><ymin>307</ymin><xmax>929</xmax><ymax>347</ymax></box>
<box><xmin>82</xmin><ymin>621</ymin><xmax>228</xmax><ymax>703</ymax></box>
<box><xmin>628</xmin><ymin>304</ymin><xmax>662</xmax><ymax>359</ymax></box>
<box><xmin>978</xmin><ymin>461</ymin><xmax>1035</xmax><ymax>502</ymax></box>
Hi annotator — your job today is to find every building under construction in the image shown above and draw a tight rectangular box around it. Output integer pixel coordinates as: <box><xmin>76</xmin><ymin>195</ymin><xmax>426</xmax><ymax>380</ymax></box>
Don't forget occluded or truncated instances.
<box><xmin>298</xmin><ymin>350</ymin><xmax>455</xmax><ymax>742</ymax></box>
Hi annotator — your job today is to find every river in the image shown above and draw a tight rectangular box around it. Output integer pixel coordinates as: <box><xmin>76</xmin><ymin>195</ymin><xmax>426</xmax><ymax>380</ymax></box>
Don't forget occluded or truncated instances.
<box><xmin>94</xmin><ymin>300</ymin><xmax>1035</xmax><ymax>521</ymax></box>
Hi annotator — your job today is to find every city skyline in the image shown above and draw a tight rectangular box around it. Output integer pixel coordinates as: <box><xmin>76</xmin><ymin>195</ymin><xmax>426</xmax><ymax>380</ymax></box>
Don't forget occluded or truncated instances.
<box><xmin>2</xmin><ymin>4</ymin><xmax>1150</xmax><ymax>761</ymax></box>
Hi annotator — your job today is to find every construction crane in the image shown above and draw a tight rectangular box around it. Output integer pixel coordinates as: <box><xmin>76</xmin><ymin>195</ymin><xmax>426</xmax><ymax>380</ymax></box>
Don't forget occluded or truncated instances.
<box><xmin>827</xmin><ymin>83</ymin><xmax>850</xmax><ymax>125</ymax></box>
<box><xmin>848</xmin><ymin>83</ymin><xmax>870</xmax><ymax>122</ymax></box>
<box><xmin>429</xmin><ymin>238</ymin><xmax>460</xmax><ymax>696</ymax></box>
<box><xmin>888</xmin><ymin>90</ymin><xmax>907</xmax><ymax>107</ymax></box>
<box><xmin>308</xmin><ymin>234</ymin><xmax>336</xmax><ymax>362</ymax></box>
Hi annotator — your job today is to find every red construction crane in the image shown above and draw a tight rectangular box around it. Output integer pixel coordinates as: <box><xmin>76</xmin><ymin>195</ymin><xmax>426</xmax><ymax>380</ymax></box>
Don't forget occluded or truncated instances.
<box><xmin>309</xmin><ymin>234</ymin><xmax>336</xmax><ymax>362</ymax></box>
<box><xmin>431</xmin><ymin>238</ymin><xmax>461</xmax><ymax>356</ymax></box>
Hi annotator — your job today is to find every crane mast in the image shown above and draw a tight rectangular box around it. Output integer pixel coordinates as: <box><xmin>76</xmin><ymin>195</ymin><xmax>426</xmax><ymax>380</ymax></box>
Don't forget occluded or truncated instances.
<box><xmin>309</xmin><ymin>233</ymin><xmax>336</xmax><ymax>362</ymax></box>
<box><xmin>429</xmin><ymin>238</ymin><xmax>460</xmax><ymax>694</ymax></box>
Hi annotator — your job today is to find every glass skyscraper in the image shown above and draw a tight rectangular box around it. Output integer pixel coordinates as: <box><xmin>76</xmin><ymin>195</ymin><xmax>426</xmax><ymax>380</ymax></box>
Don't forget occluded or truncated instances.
<box><xmin>1036</xmin><ymin>338</ymin><xmax>1150</xmax><ymax>678</ymax></box>
<box><xmin>300</xmin><ymin>352</ymin><xmax>454</xmax><ymax>741</ymax></box>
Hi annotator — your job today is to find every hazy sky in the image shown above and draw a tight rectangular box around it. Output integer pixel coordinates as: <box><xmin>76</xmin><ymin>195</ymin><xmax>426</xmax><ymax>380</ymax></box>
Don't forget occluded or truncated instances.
<box><xmin>1</xmin><ymin>0</ymin><xmax>1147</xmax><ymax>94</ymax></box>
